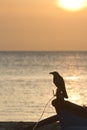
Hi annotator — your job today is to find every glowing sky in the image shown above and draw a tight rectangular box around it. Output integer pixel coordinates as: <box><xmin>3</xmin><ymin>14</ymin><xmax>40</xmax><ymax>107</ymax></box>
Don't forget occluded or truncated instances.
<box><xmin>0</xmin><ymin>0</ymin><xmax>87</xmax><ymax>51</ymax></box>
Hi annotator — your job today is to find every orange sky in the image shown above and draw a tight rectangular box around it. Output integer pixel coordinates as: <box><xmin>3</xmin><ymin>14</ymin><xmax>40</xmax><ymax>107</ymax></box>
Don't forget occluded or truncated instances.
<box><xmin>0</xmin><ymin>0</ymin><xmax>87</xmax><ymax>51</ymax></box>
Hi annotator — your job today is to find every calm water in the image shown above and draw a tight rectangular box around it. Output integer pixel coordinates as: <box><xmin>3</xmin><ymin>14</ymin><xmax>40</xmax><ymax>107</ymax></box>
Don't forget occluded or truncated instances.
<box><xmin>0</xmin><ymin>51</ymin><xmax>87</xmax><ymax>121</ymax></box>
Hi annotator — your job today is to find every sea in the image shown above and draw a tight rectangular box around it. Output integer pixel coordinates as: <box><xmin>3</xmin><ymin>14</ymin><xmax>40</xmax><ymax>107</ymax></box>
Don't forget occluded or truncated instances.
<box><xmin>0</xmin><ymin>51</ymin><xmax>87</xmax><ymax>121</ymax></box>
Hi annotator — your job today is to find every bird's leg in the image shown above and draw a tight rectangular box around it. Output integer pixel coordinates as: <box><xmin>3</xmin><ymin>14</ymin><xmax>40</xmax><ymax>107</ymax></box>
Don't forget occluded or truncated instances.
<box><xmin>56</xmin><ymin>89</ymin><xmax>64</xmax><ymax>101</ymax></box>
<box><xmin>56</xmin><ymin>89</ymin><xmax>60</xmax><ymax>98</ymax></box>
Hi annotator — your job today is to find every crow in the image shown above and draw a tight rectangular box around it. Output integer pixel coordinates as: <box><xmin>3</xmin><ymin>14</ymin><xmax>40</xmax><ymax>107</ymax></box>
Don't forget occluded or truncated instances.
<box><xmin>50</xmin><ymin>71</ymin><xmax>68</xmax><ymax>99</ymax></box>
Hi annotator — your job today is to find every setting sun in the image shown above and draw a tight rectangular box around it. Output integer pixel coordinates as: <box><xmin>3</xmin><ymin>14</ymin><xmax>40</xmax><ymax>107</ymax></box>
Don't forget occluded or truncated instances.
<box><xmin>57</xmin><ymin>0</ymin><xmax>86</xmax><ymax>11</ymax></box>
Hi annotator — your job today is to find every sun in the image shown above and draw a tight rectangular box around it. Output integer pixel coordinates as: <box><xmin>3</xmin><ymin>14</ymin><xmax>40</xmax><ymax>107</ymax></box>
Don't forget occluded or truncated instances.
<box><xmin>57</xmin><ymin>0</ymin><xmax>86</xmax><ymax>11</ymax></box>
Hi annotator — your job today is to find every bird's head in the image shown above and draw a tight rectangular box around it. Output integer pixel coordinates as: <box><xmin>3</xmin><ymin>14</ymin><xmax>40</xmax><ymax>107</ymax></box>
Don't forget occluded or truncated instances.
<box><xmin>49</xmin><ymin>71</ymin><xmax>59</xmax><ymax>76</ymax></box>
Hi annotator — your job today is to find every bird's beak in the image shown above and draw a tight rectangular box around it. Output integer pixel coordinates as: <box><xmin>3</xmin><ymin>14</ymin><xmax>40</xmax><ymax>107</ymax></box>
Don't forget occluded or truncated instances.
<box><xmin>49</xmin><ymin>72</ymin><xmax>53</xmax><ymax>74</ymax></box>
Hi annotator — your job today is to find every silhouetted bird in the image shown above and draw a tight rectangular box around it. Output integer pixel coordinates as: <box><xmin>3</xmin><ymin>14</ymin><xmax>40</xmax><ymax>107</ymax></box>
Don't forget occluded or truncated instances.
<box><xmin>50</xmin><ymin>71</ymin><xmax>68</xmax><ymax>99</ymax></box>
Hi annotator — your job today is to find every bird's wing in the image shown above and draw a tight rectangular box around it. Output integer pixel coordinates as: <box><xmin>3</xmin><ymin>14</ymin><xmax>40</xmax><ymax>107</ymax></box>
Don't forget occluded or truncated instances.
<box><xmin>59</xmin><ymin>77</ymin><xmax>68</xmax><ymax>98</ymax></box>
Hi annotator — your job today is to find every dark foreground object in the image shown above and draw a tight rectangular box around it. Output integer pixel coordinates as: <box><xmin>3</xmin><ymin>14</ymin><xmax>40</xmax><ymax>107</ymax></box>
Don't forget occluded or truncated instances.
<box><xmin>52</xmin><ymin>98</ymin><xmax>87</xmax><ymax>130</ymax></box>
<box><xmin>0</xmin><ymin>115</ymin><xmax>59</xmax><ymax>130</ymax></box>
<box><xmin>21</xmin><ymin>115</ymin><xmax>59</xmax><ymax>130</ymax></box>
<box><xmin>0</xmin><ymin>101</ymin><xmax>87</xmax><ymax>130</ymax></box>
<box><xmin>0</xmin><ymin>122</ymin><xmax>33</xmax><ymax>130</ymax></box>
<box><xmin>0</xmin><ymin>100</ymin><xmax>87</xmax><ymax>130</ymax></box>
<box><xmin>0</xmin><ymin>121</ymin><xmax>61</xmax><ymax>130</ymax></box>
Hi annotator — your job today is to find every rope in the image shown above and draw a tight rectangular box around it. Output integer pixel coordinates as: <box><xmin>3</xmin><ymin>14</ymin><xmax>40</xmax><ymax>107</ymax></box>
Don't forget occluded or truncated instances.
<box><xmin>33</xmin><ymin>94</ymin><xmax>55</xmax><ymax>130</ymax></box>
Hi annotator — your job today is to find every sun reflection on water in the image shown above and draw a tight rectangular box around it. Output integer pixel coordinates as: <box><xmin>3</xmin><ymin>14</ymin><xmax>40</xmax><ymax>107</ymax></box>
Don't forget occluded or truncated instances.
<box><xmin>68</xmin><ymin>92</ymin><xmax>82</xmax><ymax>104</ymax></box>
